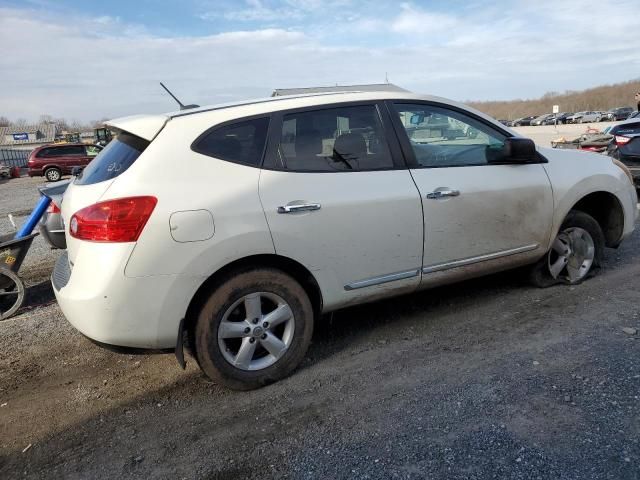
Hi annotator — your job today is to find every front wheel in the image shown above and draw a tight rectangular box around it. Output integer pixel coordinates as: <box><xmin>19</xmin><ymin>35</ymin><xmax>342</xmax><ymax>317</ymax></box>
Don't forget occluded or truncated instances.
<box><xmin>194</xmin><ymin>268</ymin><xmax>314</xmax><ymax>390</ymax></box>
<box><xmin>529</xmin><ymin>211</ymin><xmax>604</xmax><ymax>287</ymax></box>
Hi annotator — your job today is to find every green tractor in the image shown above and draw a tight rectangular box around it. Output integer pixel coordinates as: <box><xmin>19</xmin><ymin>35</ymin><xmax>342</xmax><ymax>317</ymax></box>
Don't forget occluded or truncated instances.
<box><xmin>94</xmin><ymin>127</ymin><xmax>113</xmax><ymax>146</ymax></box>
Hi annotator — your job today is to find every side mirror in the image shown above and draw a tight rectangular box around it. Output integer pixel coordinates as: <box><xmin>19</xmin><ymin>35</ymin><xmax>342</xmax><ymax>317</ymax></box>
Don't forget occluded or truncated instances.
<box><xmin>488</xmin><ymin>137</ymin><xmax>537</xmax><ymax>164</ymax></box>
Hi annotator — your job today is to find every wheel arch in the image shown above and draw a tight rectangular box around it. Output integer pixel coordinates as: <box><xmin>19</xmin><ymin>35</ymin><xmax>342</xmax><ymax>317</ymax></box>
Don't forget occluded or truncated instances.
<box><xmin>43</xmin><ymin>164</ymin><xmax>62</xmax><ymax>174</ymax></box>
<box><xmin>568</xmin><ymin>190</ymin><xmax>625</xmax><ymax>248</ymax></box>
<box><xmin>183</xmin><ymin>254</ymin><xmax>323</xmax><ymax>352</ymax></box>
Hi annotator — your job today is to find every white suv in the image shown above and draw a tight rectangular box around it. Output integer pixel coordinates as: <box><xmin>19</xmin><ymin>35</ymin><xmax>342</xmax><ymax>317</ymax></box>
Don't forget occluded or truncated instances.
<box><xmin>52</xmin><ymin>92</ymin><xmax>638</xmax><ymax>389</ymax></box>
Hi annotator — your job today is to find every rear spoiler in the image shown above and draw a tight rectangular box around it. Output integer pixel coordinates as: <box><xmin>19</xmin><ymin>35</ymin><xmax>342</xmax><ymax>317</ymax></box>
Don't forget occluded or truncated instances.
<box><xmin>105</xmin><ymin>114</ymin><xmax>169</xmax><ymax>142</ymax></box>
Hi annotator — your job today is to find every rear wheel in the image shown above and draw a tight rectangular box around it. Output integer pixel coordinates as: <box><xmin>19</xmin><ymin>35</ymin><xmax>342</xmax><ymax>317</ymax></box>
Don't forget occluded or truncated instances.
<box><xmin>0</xmin><ymin>269</ymin><xmax>26</xmax><ymax>320</ymax></box>
<box><xmin>529</xmin><ymin>210</ymin><xmax>604</xmax><ymax>287</ymax></box>
<box><xmin>194</xmin><ymin>268</ymin><xmax>314</xmax><ymax>390</ymax></box>
<box><xmin>44</xmin><ymin>168</ymin><xmax>62</xmax><ymax>182</ymax></box>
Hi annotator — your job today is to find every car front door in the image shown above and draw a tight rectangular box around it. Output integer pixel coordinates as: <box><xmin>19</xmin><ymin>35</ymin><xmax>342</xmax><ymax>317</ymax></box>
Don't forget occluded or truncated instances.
<box><xmin>389</xmin><ymin>102</ymin><xmax>554</xmax><ymax>286</ymax></box>
<box><xmin>259</xmin><ymin>102</ymin><xmax>423</xmax><ymax>311</ymax></box>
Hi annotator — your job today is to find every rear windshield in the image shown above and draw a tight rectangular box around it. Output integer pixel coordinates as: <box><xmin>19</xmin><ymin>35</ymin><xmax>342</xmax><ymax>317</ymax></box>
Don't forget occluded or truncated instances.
<box><xmin>611</xmin><ymin>122</ymin><xmax>640</xmax><ymax>136</ymax></box>
<box><xmin>75</xmin><ymin>132</ymin><xmax>149</xmax><ymax>185</ymax></box>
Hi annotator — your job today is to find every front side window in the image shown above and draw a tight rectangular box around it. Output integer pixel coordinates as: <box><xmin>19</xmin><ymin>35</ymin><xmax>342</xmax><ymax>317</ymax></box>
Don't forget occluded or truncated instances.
<box><xmin>276</xmin><ymin>105</ymin><xmax>394</xmax><ymax>171</ymax></box>
<box><xmin>192</xmin><ymin>117</ymin><xmax>270</xmax><ymax>166</ymax></box>
<box><xmin>85</xmin><ymin>145</ymin><xmax>101</xmax><ymax>156</ymax></box>
<box><xmin>393</xmin><ymin>103</ymin><xmax>507</xmax><ymax>168</ymax></box>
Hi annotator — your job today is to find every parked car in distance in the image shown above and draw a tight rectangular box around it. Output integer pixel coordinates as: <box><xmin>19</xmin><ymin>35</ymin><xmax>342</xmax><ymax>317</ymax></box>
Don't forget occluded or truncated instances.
<box><xmin>567</xmin><ymin>111</ymin><xmax>591</xmax><ymax>123</ymax></box>
<box><xmin>38</xmin><ymin>180</ymin><xmax>70</xmax><ymax>249</ymax></box>
<box><xmin>513</xmin><ymin>115</ymin><xmax>537</xmax><ymax>126</ymax></box>
<box><xmin>607</xmin><ymin>118</ymin><xmax>640</xmax><ymax>187</ymax></box>
<box><xmin>542</xmin><ymin>112</ymin><xmax>572</xmax><ymax>125</ymax></box>
<box><xmin>579</xmin><ymin>111</ymin><xmax>605</xmax><ymax>123</ymax></box>
<box><xmin>52</xmin><ymin>92</ymin><xmax>638</xmax><ymax>390</ymax></box>
<box><xmin>27</xmin><ymin>143</ymin><xmax>102</xmax><ymax>182</ymax></box>
<box><xmin>531</xmin><ymin>114</ymin><xmax>555</xmax><ymax>126</ymax></box>
<box><xmin>600</xmin><ymin>107</ymin><xmax>635</xmax><ymax>122</ymax></box>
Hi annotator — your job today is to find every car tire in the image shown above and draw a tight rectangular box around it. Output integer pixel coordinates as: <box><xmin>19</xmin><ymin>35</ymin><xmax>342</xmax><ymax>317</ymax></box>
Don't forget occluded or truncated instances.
<box><xmin>529</xmin><ymin>210</ymin><xmax>604</xmax><ymax>288</ymax></box>
<box><xmin>44</xmin><ymin>168</ymin><xmax>62</xmax><ymax>182</ymax></box>
<box><xmin>194</xmin><ymin>268</ymin><xmax>314</xmax><ymax>390</ymax></box>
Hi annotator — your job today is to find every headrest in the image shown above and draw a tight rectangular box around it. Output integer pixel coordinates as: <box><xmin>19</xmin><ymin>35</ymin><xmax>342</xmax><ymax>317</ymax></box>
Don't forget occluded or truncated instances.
<box><xmin>334</xmin><ymin>132</ymin><xmax>367</xmax><ymax>159</ymax></box>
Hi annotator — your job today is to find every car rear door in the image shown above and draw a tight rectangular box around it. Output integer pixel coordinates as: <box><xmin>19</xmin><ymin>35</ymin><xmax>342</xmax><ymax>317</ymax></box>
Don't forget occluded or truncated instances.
<box><xmin>388</xmin><ymin>101</ymin><xmax>554</xmax><ymax>286</ymax></box>
<box><xmin>54</xmin><ymin>145</ymin><xmax>86</xmax><ymax>173</ymax></box>
<box><xmin>259</xmin><ymin>102</ymin><xmax>423</xmax><ymax>311</ymax></box>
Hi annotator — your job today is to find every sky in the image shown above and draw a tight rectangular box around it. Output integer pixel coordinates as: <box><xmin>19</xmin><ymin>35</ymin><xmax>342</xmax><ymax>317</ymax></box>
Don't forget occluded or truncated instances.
<box><xmin>0</xmin><ymin>0</ymin><xmax>638</xmax><ymax>122</ymax></box>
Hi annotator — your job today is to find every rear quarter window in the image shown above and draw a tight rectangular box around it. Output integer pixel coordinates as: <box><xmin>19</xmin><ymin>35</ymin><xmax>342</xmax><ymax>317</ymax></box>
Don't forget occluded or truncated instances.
<box><xmin>191</xmin><ymin>117</ymin><xmax>270</xmax><ymax>166</ymax></box>
<box><xmin>74</xmin><ymin>132</ymin><xmax>149</xmax><ymax>185</ymax></box>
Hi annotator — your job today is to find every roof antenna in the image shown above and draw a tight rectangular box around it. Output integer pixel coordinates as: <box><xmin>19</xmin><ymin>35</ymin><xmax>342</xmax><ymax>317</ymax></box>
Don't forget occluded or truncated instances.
<box><xmin>159</xmin><ymin>82</ymin><xmax>200</xmax><ymax>110</ymax></box>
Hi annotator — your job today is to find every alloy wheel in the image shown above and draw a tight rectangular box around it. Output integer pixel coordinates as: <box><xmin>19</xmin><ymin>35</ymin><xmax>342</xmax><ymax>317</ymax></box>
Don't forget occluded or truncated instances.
<box><xmin>547</xmin><ymin>227</ymin><xmax>595</xmax><ymax>283</ymax></box>
<box><xmin>218</xmin><ymin>292</ymin><xmax>295</xmax><ymax>371</ymax></box>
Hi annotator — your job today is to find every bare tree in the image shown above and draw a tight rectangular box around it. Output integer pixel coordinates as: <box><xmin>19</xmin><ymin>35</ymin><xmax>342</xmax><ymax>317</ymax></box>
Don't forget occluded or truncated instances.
<box><xmin>39</xmin><ymin>114</ymin><xmax>54</xmax><ymax>124</ymax></box>
<box><xmin>92</xmin><ymin>117</ymin><xmax>109</xmax><ymax>128</ymax></box>
<box><xmin>0</xmin><ymin>116</ymin><xmax>9</xmax><ymax>127</ymax></box>
<box><xmin>54</xmin><ymin>118</ymin><xmax>69</xmax><ymax>131</ymax></box>
<box><xmin>468</xmin><ymin>79</ymin><xmax>640</xmax><ymax>120</ymax></box>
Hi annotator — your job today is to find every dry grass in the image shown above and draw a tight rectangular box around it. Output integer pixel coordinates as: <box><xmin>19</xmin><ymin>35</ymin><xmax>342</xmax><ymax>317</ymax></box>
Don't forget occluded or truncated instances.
<box><xmin>468</xmin><ymin>79</ymin><xmax>640</xmax><ymax>120</ymax></box>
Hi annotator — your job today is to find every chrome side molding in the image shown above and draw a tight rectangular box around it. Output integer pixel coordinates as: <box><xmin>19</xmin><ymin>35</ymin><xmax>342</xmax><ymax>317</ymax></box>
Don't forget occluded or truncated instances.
<box><xmin>344</xmin><ymin>269</ymin><xmax>420</xmax><ymax>291</ymax></box>
<box><xmin>422</xmin><ymin>244</ymin><xmax>539</xmax><ymax>274</ymax></box>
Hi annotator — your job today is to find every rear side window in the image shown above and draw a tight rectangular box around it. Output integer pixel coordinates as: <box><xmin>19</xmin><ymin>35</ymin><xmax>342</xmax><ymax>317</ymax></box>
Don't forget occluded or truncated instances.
<box><xmin>36</xmin><ymin>148</ymin><xmax>53</xmax><ymax>158</ymax></box>
<box><xmin>37</xmin><ymin>145</ymin><xmax>84</xmax><ymax>157</ymax></box>
<box><xmin>75</xmin><ymin>132</ymin><xmax>149</xmax><ymax>185</ymax></box>
<box><xmin>54</xmin><ymin>145</ymin><xmax>85</xmax><ymax>156</ymax></box>
<box><xmin>275</xmin><ymin>105</ymin><xmax>394</xmax><ymax>172</ymax></box>
<box><xmin>192</xmin><ymin>117</ymin><xmax>270</xmax><ymax>166</ymax></box>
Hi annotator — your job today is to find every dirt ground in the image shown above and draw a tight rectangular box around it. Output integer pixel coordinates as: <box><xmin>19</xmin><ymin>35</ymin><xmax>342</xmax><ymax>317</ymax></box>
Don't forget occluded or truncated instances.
<box><xmin>0</xmin><ymin>176</ymin><xmax>639</xmax><ymax>479</ymax></box>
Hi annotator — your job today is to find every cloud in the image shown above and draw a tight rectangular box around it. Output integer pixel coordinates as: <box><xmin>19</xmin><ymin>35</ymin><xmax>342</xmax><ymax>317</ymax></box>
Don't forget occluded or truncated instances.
<box><xmin>0</xmin><ymin>2</ymin><xmax>639</xmax><ymax>122</ymax></box>
<box><xmin>391</xmin><ymin>3</ymin><xmax>458</xmax><ymax>34</ymax></box>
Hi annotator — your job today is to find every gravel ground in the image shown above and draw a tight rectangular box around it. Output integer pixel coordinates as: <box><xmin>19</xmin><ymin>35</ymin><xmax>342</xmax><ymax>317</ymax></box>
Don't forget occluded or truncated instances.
<box><xmin>0</xmin><ymin>175</ymin><xmax>639</xmax><ymax>479</ymax></box>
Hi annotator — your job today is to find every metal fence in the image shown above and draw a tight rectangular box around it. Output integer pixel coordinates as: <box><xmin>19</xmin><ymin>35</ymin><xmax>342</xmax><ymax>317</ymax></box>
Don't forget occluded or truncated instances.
<box><xmin>0</xmin><ymin>149</ymin><xmax>30</xmax><ymax>168</ymax></box>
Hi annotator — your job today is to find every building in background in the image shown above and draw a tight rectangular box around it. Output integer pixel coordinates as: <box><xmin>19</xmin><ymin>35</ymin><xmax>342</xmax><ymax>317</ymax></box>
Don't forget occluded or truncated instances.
<box><xmin>0</xmin><ymin>123</ymin><xmax>58</xmax><ymax>151</ymax></box>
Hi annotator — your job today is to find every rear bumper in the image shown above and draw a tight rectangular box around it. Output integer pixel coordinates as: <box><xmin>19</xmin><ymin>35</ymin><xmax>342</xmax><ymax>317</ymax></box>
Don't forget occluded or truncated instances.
<box><xmin>52</xmin><ymin>246</ymin><xmax>203</xmax><ymax>349</ymax></box>
<box><xmin>27</xmin><ymin>168</ymin><xmax>42</xmax><ymax>177</ymax></box>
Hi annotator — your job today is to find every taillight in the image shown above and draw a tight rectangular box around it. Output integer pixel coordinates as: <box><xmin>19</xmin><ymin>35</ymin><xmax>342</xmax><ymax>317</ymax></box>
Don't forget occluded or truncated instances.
<box><xmin>615</xmin><ymin>135</ymin><xmax>631</xmax><ymax>145</ymax></box>
<box><xmin>69</xmin><ymin>196</ymin><xmax>157</xmax><ymax>242</ymax></box>
<box><xmin>47</xmin><ymin>202</ymin><xmax>61</xmax><ymax>213</ymax></box>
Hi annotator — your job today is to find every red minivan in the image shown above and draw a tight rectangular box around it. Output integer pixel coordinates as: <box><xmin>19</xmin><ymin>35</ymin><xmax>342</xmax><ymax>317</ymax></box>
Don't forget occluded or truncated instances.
<box><xmin>27</xmin><ymin>143</ymin><xmax>102</xmax><ymax>182</ymax></box>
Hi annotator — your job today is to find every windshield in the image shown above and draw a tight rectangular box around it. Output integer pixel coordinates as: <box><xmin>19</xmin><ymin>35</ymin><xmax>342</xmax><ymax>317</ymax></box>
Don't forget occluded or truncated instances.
<box><xmin>75</xmin><ymin>132</ymin><xmax>149</xmax><ymax>185</ymax></box>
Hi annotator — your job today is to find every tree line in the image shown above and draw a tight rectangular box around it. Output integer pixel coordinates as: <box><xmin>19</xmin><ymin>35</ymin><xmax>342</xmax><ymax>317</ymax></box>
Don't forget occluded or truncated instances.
<box><xmin>467</xmin><ymin>79</ymin><xmax>640</xmax><ymax>120</ymax></box>
<box><xmin>0</xmin><ymin>115</ymin><xmax>108</xmax><ymax>132</ymax></box>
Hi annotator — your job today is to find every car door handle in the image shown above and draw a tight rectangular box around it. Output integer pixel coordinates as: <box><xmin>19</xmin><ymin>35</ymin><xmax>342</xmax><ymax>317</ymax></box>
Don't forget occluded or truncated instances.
<box><xmin>277</xmin><ymin>203</ymin><xmax>322</xmax><ymax>214</ymax></box>
<box><xmin>426</xmin><ymin>189</ymin><xmax>460</xmax><ymax>199</ymax></box>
